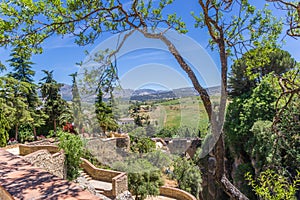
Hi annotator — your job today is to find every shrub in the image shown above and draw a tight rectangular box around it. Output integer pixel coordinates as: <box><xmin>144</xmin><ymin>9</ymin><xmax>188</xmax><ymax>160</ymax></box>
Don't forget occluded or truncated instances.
<box><xmin>57</xmin><ymin>130</ymin><xmax>84</xmax><ymax>180</ymax></box>
<box><xmin>113</xmin><ymin>158</ymin><xmax>163</xmax><ymax>200</ymax></box>
<box><xmin>246</xmin><ymin>169</ymin><xmax>300</xmax><ymax>200</ymax></box>
<box><xmin>173</xmin><ymin>156</ymin><xmax>202</xmax><ymax>199</ymax></box>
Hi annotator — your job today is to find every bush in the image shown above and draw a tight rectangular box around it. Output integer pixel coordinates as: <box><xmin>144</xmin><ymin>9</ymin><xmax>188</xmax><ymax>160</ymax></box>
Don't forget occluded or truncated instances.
<box><xmin>57</xmin><ymin>130</ymin><xmax>84</xmax><ymax>180</ymax></box>
<box><xmin>130</xmin><ymin>137</ymin><xmax>156</xmax><ymax>154</ymax></box>
<box><xmin>246</xmin><ymin>169</ymin><xmax>300</xmax><ymax>200</ymax></box>
<box><xmin>173</xmin><ymin>156</ymin><xmax>202</xmax><ymax>199</ymax></box>
<box><xmin>19</xmin><ymin>124</ymin><xmax>34</xmax><ymax>143</ymax></box>
<box><xmin>113</xmin><ymin>158</ymin><xmax>163</xmax><ymax>200</ymax></box>
<box><xmin>144</xmin><ymin>150</ymin><xmax>173</xmax><ymax>170</ymax></box>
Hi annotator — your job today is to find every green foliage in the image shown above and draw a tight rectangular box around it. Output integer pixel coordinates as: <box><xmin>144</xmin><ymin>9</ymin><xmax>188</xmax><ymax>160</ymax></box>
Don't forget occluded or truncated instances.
<box><xmin>0</xmin><ymin>101</ymin><xmax>10</xmax><ymax>147</ymax></box>
<box><xmin>272</xmin><ymin>95</ymin><xmax>300</xmax><ymax>174</ymax></box>
<box><xmin>192</xmin><ymin>1</ymin><xmax>282</xmax><ymax>54</ymax></box>
<box><xmin>92</xmin><ymin>61</ymin><xmax>119</xmax><ymax>135</ymax></box>
<box><xmin>155</xmin><ymin>126</ymin><xmax>200</xmax><ymax>138</ymax></box>
<box><xmin>245</xmin><ymin>169</ymin><xmax>300</xmax><ymax>200</ymax></box>
<box><xmin>173</xmin><ymin>156</ymin><xmax>202</xmax><ymax>199</ymax></box>
<box><xmin>69</xmin><ymin>72</ymin><xmax>82</xmax><ymax>133</ymax></box>
<box><xmin>250</xmin><ymin>121</ymin><xmax>275</xmax><ymax>167</ymax></box>
<box><xmin>229</xmin><ymin>48</ymin><xmax>296</xmax><ymax>97</ymax></box>
<box><xmin>130</xmin><ymin>137</ymin><xmax>156</xmax><ymax>154</ymax></box>
<box><xmin>225</xmin><ymin>77</ymin><xmax>277</xmax><ymax>156</ymax></box>
<box><xmin>129</xmin><ymin>127</ymin><xmax>147</xmax><ymax>138</ymax></box>
<box><xmin>18</xmin><ymin>124</ymin><xmax>34</xmax><ymax>143</ymax></box>
<box><xmin>112</xmin><ymin>158</ymin><xmax>163</xmax><ymax>200</ymax></box>
<box><xmin>39</xmin><ymin>70</ymin><xmax>71</xmax><ymax>132</ymax></box>
<box><xmin>95</xmin><ymin>90</ymin><xmax>118</xmax><ymax>135</ymax></box>
<box><xmin>0</xmin><ymin>0</ymin><xmax>183</xmax><ymax>50</ymax></box>
<box><xmin>144</xmin><ymin>150</ymin><xmax>172</xmax><ymax>170</ymax></box>
<box><xmin>7</xmin><ymin>47</ymin><xmax>47</xmax><ymax>140</ymax></box>
<box><xmin>57</xmin><ymin>130</ymin><xmax>84</xmax><ymax>180</ymax></box>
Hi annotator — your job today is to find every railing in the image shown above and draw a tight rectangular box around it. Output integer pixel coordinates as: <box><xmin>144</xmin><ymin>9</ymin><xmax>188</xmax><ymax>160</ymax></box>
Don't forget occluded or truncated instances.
<box><xmin>159</xmin><ymin>186</ymin><xmax>198</xmax><ymax>200</ymax></box>
<box><xmin>80</xmin><ymin>158</ymin><xmax>128</xmax><ymax>197</ymax></box>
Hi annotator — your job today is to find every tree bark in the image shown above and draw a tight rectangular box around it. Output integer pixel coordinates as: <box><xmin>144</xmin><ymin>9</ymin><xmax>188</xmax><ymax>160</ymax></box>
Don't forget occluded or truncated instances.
<box><xmin>15</xmin><ymin>125</ymin><xmax>18</xmax><ymax>141</ymax></box>
<box><xmin>33</xmin><ymin>126</ymin><xmax>37</xmax><ymax>140</ymax></box>
<box><xmin>54</xmin><ymin>118</ymin><xmax>57</xmax><ymax>133</ymax></box>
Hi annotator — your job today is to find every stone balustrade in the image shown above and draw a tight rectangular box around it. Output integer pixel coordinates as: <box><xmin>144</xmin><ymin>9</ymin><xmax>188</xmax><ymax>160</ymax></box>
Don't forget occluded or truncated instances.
<box><xmin>80</xmin><ymin>158</ymin><xmax>128</xmax><ymax>198</ymax></box>
<box><xmin>159</xmin><ymin>186</ymin><xmax>198</xmax><ymax>200</ymax></box>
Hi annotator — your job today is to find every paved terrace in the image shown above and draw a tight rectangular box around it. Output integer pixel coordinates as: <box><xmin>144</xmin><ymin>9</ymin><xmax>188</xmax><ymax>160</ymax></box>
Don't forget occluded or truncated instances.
<box><xmin>0</xmin><ymin>149</ymin><xmax>101</xmax><ymax>200</ymax></box>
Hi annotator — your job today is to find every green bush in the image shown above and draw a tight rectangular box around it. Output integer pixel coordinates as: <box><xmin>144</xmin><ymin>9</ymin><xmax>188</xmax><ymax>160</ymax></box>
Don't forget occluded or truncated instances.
<box><xmin>246</xmin><ymin>169</ymin><xmax>300</xmax><ymax>200</ymax></box>
<box><xmin>57</xmin><ymin>130</ymin><xmax>84</xmax><ymax>180</ymax></box>
<box><xmin>19</xmin><ymin>124</ymin><xmax>34</xmax><ymax>143</ymax></box>
<box><xmin>113</xmin><ymin>158</ymin><xmax>163</xmax><ymax>200</ymax></box>
<box><xmin>173</xmin><ymin>156</ymin><xmax>202</xmax><ymax>199</ymax></box>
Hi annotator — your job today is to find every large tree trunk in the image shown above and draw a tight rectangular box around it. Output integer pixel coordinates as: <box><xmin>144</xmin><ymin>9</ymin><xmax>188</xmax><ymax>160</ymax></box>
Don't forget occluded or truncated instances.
<box><xmin>33</xmin><ymin>126</ymin><xmax>37</xmax><ymax>140</ymax></box>
<box><xmin>54</xmin><ymin>118</ymin><xmax>57</xmax><ymax>133</ymax></box>
<box><xmin>15</xmin><ymin>125</ymin><xmax>18</xmax><ymax>141</ymax></box>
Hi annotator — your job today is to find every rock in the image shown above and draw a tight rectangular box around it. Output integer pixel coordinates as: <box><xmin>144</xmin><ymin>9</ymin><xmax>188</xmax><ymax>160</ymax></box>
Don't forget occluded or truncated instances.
<box><xmin>114</xmin><ymin>191</ymin><xmax>134</xmax><ymax>200</ymax></box>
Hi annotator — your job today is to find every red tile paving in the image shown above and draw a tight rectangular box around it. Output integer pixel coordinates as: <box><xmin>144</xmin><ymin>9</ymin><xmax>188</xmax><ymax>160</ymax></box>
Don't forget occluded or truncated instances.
<box><xmin>0</xmin><ymin>149</ymin><xmax>101</xmax><ymax>200</ymax></box>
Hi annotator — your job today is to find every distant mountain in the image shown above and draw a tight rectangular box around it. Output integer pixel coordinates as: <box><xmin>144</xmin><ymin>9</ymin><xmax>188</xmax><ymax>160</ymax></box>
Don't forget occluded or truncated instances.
<box><xmin>60</xmin><ymin>84</ymin><xmax>73</xmax><ymax>101</ymax></box>
<box><xmin>60</xmin><ymin>84</ymin><xmax>221</xmax><ymax>102</ymax></box>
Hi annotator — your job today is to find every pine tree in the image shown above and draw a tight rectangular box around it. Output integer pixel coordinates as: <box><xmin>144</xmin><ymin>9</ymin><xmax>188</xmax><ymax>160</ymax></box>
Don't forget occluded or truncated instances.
<box><xmin>69</xmin><ymin>72</ymin><xmax>82</xmax><ymax>134</ymax></box>
<box><xmin>40</xmin><ymin>70</ymin><xmax>71</xmax><ymax>133</ymax></box>
<box><xmin>95</xmin><ymin>89</ymin><xmax>118</xmax><ymax>135</ymax></box>
<box><xmin>6</xmin><ymin>47</ymin><xmax>47</xmax><ymax>140</ymax></box>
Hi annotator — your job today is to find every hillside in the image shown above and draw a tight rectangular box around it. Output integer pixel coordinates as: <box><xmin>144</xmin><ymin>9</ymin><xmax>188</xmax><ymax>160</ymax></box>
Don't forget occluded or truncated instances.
<box><xmin>60</xmin><ymin>85</ymin><xmax>221</xmax><ymax>102</ymax></box>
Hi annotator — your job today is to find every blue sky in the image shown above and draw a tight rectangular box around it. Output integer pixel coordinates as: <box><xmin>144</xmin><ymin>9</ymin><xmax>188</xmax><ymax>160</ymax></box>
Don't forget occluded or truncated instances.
<box><xmin>0</xmin><ymin>1</ymin><xmax>299</xmax><ymax>90</ymax></box>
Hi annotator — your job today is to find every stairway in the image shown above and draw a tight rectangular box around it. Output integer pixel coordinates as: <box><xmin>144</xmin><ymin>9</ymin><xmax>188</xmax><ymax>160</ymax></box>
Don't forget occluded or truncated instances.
<box><xmin>79</xmin><ymin>170</ymin><xmax>109</xmax><ymax>196</ymax></box>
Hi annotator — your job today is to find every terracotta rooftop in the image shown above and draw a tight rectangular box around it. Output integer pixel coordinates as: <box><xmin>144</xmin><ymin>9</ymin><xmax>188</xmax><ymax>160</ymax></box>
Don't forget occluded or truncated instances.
<box><xmin>0</xmin><ymin>149</ymin><xmax>101</xmax><ymax>200</ymax></box>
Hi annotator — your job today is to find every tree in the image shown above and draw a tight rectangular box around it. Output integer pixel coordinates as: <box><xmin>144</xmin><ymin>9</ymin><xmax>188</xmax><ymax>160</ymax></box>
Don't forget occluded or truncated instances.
<box><xmin>95</xmin><ymin>89</ymin><xmax>118</xmax><ymax>135</ymax></box>
<box><xmin>69</xmin><ymin>72</ymin><xmax>82</xmax><ymax>134</ymax></box>
<box><xmin>229</xmin><ymin>48</ymin><xmax>297</xmax><ymax>97</ymax></box>
<box><xmin>39</xmin><ymin>70</ymin><xmax>70</xmax><ymax>133</ymax></box>
<box><xmin>267</xmin><ymin>0</ymin><xmax>300</xmax><ymax>37</ymax></box>
<box><xmin>0</xmin><ymin>77</ymin><xmax>16</xmax><ymax>146</ymax></box>
<box><xmin>7</xmin><ymin>46</ymin><xmax>47</xmax><ymax>140</ymax></box>
<box><xmin>173</xmin><ymin>156</ymin><xmax>202</xmax><ymax>199</ymax></box>
<box><xmin>0</xmin><ymin>1</ymin><xmax>283</xmax><ymax>198</ymax></box>
<box><xmin>1</xmin><ymin>77</ymin><xmax>34</xmax><ymax>141</ymax></box>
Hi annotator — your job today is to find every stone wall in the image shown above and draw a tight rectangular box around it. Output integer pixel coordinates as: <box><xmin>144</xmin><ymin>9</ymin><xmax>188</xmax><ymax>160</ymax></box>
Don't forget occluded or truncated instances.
<box><xmin>159</xmin><ymin>186</ymin><xmax>198</xmax><ymax>200</ymax></box>
<box><xmin>19</xmin><ymin>144</ymin><xmax>60</xmax><ymax>156</ymax></box>
<box><xmin>85</xmin><ymin>137</ymin><xmax>129</xmax><ymax>166</ymax></box>
<box><xmin>80</xmin><ymin>158</ymin><xmax>128</xmax><ymax>198</ymax></box>
<box><xmin>23</xmin><ymin>149</ymin><xmax>66</xmax><ymax>179</ymax></box>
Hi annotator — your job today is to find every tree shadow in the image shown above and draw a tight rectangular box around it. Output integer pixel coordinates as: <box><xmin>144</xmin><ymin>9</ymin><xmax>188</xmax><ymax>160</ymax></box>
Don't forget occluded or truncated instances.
<box><xmin>0</xmin><ymin>149</ymin><xmax>99</xmax><ymax>199</ymax></box>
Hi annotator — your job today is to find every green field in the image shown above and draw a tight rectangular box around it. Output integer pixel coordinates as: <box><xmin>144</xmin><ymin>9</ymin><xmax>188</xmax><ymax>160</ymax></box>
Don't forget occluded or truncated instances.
<box><xmin>150</xmin><ymin>96</ymin><xmax>211</xmax><ymax>132</ymax></box>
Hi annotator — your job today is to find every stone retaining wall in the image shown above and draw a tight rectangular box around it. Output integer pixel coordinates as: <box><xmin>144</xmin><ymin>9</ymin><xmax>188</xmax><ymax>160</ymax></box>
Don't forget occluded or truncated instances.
<box><xmin>80</xmin><ymin>158</ymin><xmax>128</xmax><ymax>198</ymax></box>
<box><xmin>19</xmin><ymin>144</ymin><xmax>60</xmax><ymax>156</ymax></box>
<box><xmin>23</xmin><ymin>149</ymin><xmax>66</xmax><ymax>179</ymax></box>
<box><xmin>159</xmin><ymin>186</ymin><xmax>197</xmax><ymax>200</ymax></box>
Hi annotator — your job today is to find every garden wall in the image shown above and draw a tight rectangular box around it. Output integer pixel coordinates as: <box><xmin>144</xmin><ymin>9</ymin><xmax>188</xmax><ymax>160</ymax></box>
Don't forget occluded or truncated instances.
<box><xmin>80</xmin><ymin>158</ymin><xmax>128</xmax><ymax>198</ymax></box>
<box><xmin>23</xmin><ymin>149</ymin><xmax>66</xmax><ymax>179</ymax></box>
<box><xmin>159</xmin><ymin>186</ymin><xmax>198</xmax><ymax>200</ymax></box>
<box><xmin>19</xmin><ymin>144</ymin><xmax>59</xmax><ymax>156</ymax></box>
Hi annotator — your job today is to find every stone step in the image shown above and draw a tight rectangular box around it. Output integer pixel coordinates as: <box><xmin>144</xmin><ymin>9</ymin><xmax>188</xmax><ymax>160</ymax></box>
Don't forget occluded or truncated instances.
<box><xmin>79</xmin><ymin>171</ymin><xmax>93</xmax><ymax>181</ymax></box>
